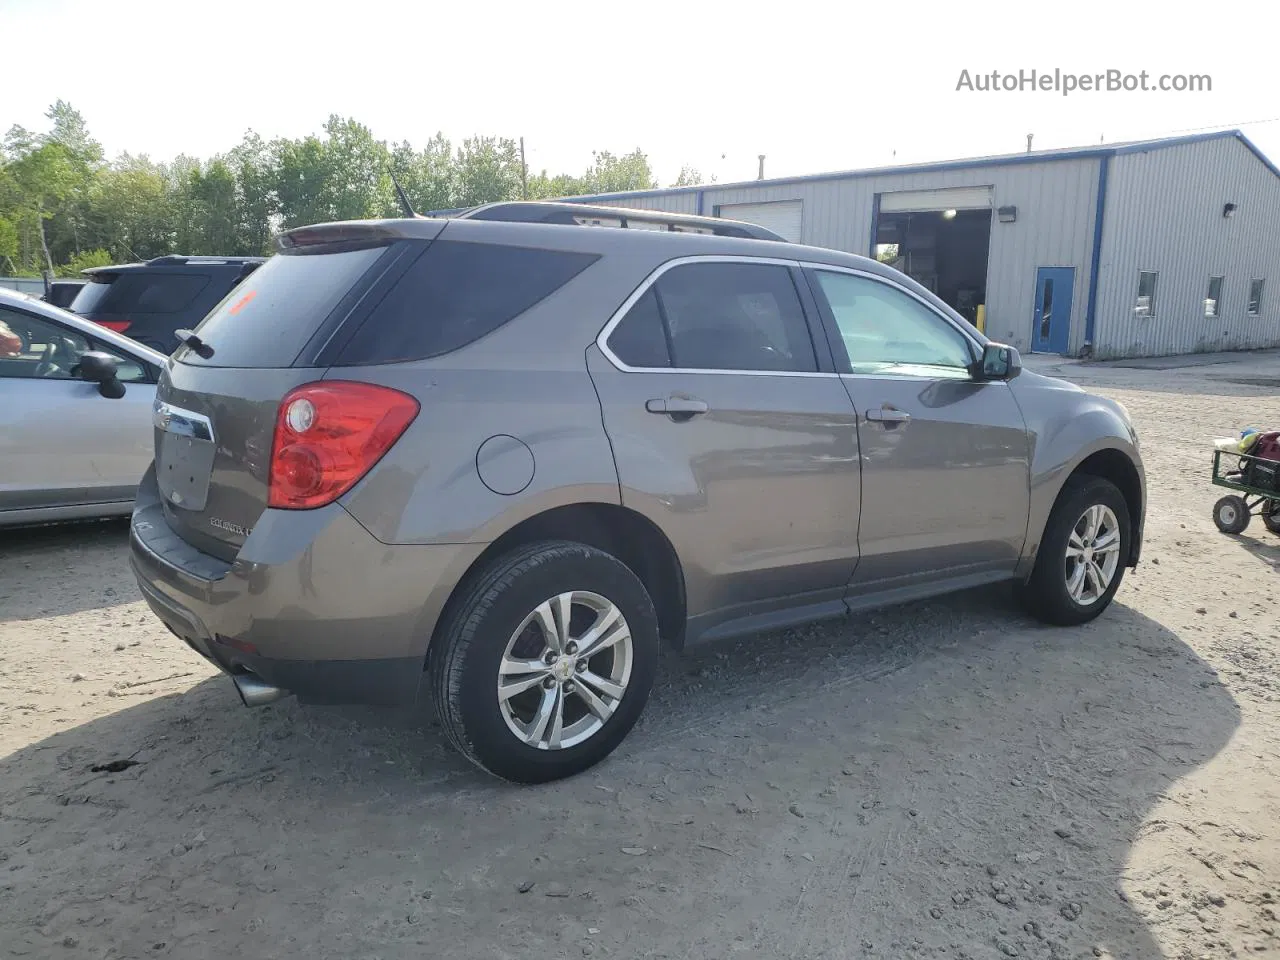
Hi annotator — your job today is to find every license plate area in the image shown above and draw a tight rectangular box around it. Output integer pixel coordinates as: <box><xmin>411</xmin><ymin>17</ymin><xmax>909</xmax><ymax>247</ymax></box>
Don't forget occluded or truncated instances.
<box><xmin>154</xmin><ymin>402</ymin><xmax>217</xmax><ymax>511</ymax></box>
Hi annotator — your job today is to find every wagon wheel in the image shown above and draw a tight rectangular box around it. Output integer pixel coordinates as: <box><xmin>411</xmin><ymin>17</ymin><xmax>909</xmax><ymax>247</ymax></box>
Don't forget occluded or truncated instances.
<box><xmin>1263</xmin><ymin>500</ymin><xmax>1280</xmax><ymax>536</ymax></box>
<box><xmin>1213</xmin><ymin>495</ymin><xmax>1250</xmax><ymax>534</ymax></box>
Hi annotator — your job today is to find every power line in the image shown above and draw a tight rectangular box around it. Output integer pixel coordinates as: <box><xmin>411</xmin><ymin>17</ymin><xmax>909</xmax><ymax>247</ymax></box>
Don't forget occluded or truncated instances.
<box><xmin>1163</xmin><ymin>116</ymin><xmax>1280</xmax><ymax>135</ymax></box>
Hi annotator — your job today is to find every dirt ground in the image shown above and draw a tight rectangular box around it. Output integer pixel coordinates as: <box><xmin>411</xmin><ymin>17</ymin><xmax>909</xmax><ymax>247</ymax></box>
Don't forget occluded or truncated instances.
<box><xmin>3</xmin><ymin>353</ymin><xmax>1279</xmax><ymax>960</ymax></box>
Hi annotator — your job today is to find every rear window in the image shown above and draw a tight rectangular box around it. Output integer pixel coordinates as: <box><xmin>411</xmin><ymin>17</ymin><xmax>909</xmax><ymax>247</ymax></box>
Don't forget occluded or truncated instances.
<box><xmin>333</xmin><ymin>240</ymin><xmax>599</xmax><ymax>365</ymax></box>
<box><xmin>182</xmin><ymin>247</ymin><xmax>388</xmax><ymax>368</ymax></box>
<box><xmin>70</xmin><ymin>273</ymin><xmax>210</xmax><ymax>316</ymax></box>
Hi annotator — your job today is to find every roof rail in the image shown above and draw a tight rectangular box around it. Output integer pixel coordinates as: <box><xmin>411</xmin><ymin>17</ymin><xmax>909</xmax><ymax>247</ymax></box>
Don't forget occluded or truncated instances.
<box><xmin>449</xmin><ymin>201</ymin><xmax>787</xmax><ymax>242</ymax></box>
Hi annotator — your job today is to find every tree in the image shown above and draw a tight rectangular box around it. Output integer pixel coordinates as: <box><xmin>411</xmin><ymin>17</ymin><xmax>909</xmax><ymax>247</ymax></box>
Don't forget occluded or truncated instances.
<box><xmin>452</xmin><ymin>136</ymin><xmax>523</xmax><ymax>208</ymax></box>
<box><xmin>672</xmin><ymin>165</ymin><xmax>704</xmax><ymax>187</ymax></box>
<box><xmin>0</xmin><ymin>102</ymin><xmax>704</xmax><ymax>275</ymax></box>
<box><xmin>5</xmin><ymin>142</ymin><xmax>81</xmax><ymax>272</ymax></box>
<box><xmin>579</xmin><ymin>149</ymin><xmax>657</xmax><ymax>195</ymax></box>
<box><xmin>0</xmin><ymin>215</ymin><xmax>18</xmax><ymax>271</ymax></box>
<box><xmin>57</xmin><ymin>248</ymin><xmax>112</xmax><ymax>277</ymax></box>
<box><xmin>226</xmin><ymin>132</ymin><xmax>278</xmax><ymax>255</ymax></box>
<box><xmin>273</xmin><ymin>115</ymin><xmax>392</xmax><ymax>227</ymax></box>
<box><xmin>388</xmin><ymin>133</ymin><xmax>454</xmax><ymax>214</ymax></box>
<box><xmin>88</xmin><ymin>154</ymin><xmax>173</xmax><ymax>262</ymax></box>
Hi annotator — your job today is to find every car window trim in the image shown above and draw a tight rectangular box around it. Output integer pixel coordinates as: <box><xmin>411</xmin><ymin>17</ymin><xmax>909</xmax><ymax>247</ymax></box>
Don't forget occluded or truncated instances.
<box><xmin>799</xmin><ymin>263</ymin><xmax>985</xmax><ymax>380</ymax></box>
<box><xmin>596</xmin><ymin>255</ymin><xmax>838</xmax><ymax>379</ymax></box>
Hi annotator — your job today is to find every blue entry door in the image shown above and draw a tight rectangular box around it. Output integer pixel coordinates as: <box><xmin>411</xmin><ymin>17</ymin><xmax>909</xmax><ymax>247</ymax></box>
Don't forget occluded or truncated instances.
<box><xmin>1031</xmin><ymin>267</ymin><xmax>1075</xmax><ymax>354</ymax></box>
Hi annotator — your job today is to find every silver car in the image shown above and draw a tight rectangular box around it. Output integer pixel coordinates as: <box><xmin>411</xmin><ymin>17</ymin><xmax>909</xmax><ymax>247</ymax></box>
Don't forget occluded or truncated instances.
<box><xmin>129</xmin><ymin>203</ymin><xmax>1145</xmax><ymax>783</ymax></box>
<box><xmin>0</xmin><ymin>288</ymin><xmax>165</xmax><ymax>528</ymax></box>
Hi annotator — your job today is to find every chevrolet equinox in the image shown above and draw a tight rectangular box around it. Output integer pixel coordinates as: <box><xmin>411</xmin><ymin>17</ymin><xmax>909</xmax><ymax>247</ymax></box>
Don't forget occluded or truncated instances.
<box><xmin>130</xmin><ymin>201</ymin><xmax>1146</xmax><ymax>783</ymax></box>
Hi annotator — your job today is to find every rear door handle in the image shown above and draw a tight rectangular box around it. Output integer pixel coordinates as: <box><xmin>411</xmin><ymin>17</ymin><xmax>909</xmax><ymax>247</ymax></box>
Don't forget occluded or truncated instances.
<box><xmin>865</xmin><ymin>406</ymin><xmax>911</xmax><ymax>424</ymax></box>
<box><xmin>646</xmin><ymin>396</ymin><xmax>709</xmax><ymax>419</ymax></box>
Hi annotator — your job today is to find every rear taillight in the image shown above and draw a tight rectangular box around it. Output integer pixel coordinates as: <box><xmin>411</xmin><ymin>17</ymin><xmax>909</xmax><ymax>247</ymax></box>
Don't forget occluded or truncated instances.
<box><xmin>267</xmin><ymin>381</ymin><xmax>419</xmax><ymax>510</ymax></box>
<box><xmin>96</xmin><ymin>320</ymin><xmax>132</xmax><ymax>333</ymax></box>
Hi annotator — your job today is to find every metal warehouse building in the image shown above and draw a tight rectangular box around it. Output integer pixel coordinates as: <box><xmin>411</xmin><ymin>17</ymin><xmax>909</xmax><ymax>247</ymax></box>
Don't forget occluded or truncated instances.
<box><xmin>557</xmin><ymin>130</ymin><xmax>1280</xmax><ymax>359</ymax></box>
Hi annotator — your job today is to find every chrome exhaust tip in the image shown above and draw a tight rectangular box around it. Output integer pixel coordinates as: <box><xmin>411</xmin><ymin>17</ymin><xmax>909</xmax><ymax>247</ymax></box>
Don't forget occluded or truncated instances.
<box><xmin>232</xmin><ymin>671</ymin><xmax>287</xmax><ymax>707</ymax></box>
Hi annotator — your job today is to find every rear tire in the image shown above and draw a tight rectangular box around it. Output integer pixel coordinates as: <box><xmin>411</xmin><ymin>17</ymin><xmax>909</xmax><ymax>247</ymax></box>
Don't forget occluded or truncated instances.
<box><xmin>1213</xmin><ymin>495</ymin><xmax>1251</xmax><ymax>534</ymax></box>
<box><xmin>1018</xmin><ymin>476</ymin><xmax>1131</xmax><ymax>626</ymax></box>
<box><xmin>428</xmin><ymin>540</ymin><xmax>659</xmax><ymax>784</ymax></box>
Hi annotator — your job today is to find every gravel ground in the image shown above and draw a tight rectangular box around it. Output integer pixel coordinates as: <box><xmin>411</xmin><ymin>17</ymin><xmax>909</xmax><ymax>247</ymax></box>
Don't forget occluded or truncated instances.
<box><xmin>2</xmin><ymin>354</ymin><xmax>1279</xmax><ymax>960</ymax></box>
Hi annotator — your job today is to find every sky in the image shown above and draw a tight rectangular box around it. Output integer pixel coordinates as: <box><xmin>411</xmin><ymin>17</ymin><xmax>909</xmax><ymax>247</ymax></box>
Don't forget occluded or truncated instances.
<box><xmin>3</xmin><ymin>0</ymin><xmax>1280</xmax><ymax>187</ymax></box>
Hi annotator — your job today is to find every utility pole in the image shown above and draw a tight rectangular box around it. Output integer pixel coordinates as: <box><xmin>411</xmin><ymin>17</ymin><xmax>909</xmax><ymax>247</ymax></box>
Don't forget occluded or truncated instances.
<box><xmin>757</xmin><ymin>154</ymin><xmax>766</xmax><ymax>180</ymax></box>
<box><xmin>520</xmin><ymin>137</ymin><xmax>528</xmax><ymax>200</ymax></box>
<box><xmin>1026</xmin><ymin>133</ymin><xmax>1034</xmax><ymax>153</ymax></box>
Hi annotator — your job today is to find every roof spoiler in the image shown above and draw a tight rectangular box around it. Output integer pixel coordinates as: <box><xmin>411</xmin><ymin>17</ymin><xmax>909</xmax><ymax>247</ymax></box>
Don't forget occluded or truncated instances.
<box><xmin>450</xmin><ymin>201</ymin><xmax>788</xmax><ymax>242</ymax></box>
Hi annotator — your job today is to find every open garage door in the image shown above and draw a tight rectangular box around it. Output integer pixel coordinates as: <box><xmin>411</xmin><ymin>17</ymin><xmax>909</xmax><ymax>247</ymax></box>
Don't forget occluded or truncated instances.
<box><xmin>715</xmin><ymin>200</ymin><xmax>803</xmax><ymax>242</ymax></box>
<box><xmin>879</xmin><ymin>186</ymin><xmax>992</xmax><ymax>213</ymax></box>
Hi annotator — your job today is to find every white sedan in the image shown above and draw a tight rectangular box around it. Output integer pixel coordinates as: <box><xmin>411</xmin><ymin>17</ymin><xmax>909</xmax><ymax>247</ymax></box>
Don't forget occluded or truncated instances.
<box><xmin>0</xmin><ymin>287</ymin><xmax>167</xmax><ymax>528</ymax></box>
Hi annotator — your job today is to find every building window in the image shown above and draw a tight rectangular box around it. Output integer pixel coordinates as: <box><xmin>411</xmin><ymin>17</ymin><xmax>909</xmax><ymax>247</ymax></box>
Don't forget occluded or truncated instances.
<box><xmin>1204</xmin><ymin>276</ymin><xmax>1225</xmax><ymax>318</ymax></box>
<box><xmin>1247</xmin><ymin>279</ymin><xmax>1265</xmax><ymax>317</ymax></box>
<box><xmin>1134</xmin><ymin>271</ymin><xmax>1158</xmax><ymax>318</ymax></box>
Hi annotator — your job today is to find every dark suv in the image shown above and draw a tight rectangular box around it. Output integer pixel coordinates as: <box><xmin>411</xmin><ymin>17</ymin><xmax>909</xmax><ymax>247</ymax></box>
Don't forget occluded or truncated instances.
<box><xmin>71</xmin><ymin>255</ymin><xmax>264</xmax><ymax>353</ymax></box>
<box><xmin>130</xmin><ymin>202</ymin><xmax>1144</xmax><ymax>783</ymax></box>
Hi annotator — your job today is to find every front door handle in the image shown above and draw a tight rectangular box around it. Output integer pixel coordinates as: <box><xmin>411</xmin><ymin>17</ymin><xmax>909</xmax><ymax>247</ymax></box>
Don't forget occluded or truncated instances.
<box><xmin>645</xmin><ymin>396</ymin><xmax>709</xmax><ymax>420</ymax></box>
<box><xmin>865</xmin><ymin>406</ymin><xmax>911</xmax><ymax>424</ymax></box>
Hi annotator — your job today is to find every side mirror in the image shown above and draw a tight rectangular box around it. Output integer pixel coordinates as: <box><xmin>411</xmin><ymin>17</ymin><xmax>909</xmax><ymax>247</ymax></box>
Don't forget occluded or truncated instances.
<box><xmin>76</xmin><ymin>350</ymin><xmax>126</xmax><ymax>399</ymax></box>
<box><xmin>973</xmin><ymin>342</ymin><xmax>1022</xmax><ymax>382</ymax></box>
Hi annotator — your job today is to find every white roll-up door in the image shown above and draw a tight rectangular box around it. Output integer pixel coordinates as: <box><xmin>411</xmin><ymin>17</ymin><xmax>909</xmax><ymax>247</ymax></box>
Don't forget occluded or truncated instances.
<box><xmin>715</xmin><ymin>200</ymin><xmax>803</xmax><ymax>242</ymax></box>
<box><xmin>878</xmin><ymin>186</ymin><xmax>993</xmax><ymax>213</ymax></box>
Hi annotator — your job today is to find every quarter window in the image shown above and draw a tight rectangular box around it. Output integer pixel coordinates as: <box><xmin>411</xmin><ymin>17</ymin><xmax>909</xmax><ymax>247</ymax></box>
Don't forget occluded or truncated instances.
<box><xmin>606</xmin><ymin>261</ymin><xmax>818</xmax><ymax>373</ymax></box>
<box><xmin>335</xmin><ymin>241</ymin><xmax>600</xmax><ymax>366</ymax></box>
<box><xmin>1204</xmin><ymin>276</ymin><xmax>1224</xmax><ymax>318</ymax></box>
<box><xmin>812</xmin><ymin>271</ymin><xmax>974</xmax><ymax>376</ymax></box>
<box><xmin>1247</xmin><ymin>279</ymin><xmax>1264</xmax><ymax>317</ymax></box>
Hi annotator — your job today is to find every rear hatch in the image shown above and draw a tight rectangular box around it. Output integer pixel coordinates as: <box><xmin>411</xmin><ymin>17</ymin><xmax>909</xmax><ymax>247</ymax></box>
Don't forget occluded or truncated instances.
<box><xmin>72</xmin><ymin>269</ymin><xmax>212</xmax><ymax>335</ymax></box>
<box><xmin>152</xmin><ymin>231</ymin><xmax>423</xmax><ymax>560</ymax></box>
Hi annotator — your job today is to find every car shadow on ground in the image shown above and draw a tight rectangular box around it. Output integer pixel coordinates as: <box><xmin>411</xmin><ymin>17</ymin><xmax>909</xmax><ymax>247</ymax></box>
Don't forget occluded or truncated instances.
<box><xmin>0</xmin><ymin>589</ymin><xmax>1240</xmax><ymax>960</ymax></box>
<box><xmin>0</xmin><ymin>518</ymin><xmax>135</xmax><ymax>622</ymax></box>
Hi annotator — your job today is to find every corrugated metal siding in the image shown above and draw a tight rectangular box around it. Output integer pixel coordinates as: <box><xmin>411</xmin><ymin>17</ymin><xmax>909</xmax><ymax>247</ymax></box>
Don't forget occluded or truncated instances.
<box><xmin>590</xmin><ymin>193</ymin><xmax>699</xmax><ymax>215</ymax></box>
<box><xmin>1095</xmin><ymin>137</ymin><xmax>1280</xmax><ymax>358</ymax></box>
<box><xmin>651</xmin><ymin>159</ymin><xmax>1100</xmax><ymax>354</ymax></box>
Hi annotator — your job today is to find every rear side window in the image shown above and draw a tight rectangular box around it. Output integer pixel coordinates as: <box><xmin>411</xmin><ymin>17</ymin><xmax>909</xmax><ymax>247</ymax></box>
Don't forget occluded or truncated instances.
<box><xmin>182</xmin><ymin>247</ymin><xmax>388</xmax><ymax>367</ymax></box>
<box><xmin>334</xmin><ymin>240</ymin><xmax>599</xmax><ymax>365</ymax></box>
<box><xmin>607</xmin><ymin>261</ymin><xmax>817</xmax><ymax>373</ymax></box>
<box><xmin>71</xmin><ymin>273</ymin><xmax>210</xmax><ymax>315</ymax></box>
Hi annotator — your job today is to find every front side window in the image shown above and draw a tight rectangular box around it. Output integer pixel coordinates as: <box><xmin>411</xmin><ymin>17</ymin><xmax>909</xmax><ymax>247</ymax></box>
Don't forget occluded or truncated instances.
<box><xmin>1135</xmin><ymin>271</ymin><xmax>1158</xmax><ymax>318</ymax></box>
<box><xmin>812</xmin><ymin>270</ymin><xmax>974</xmax><ymax>376</ymax></box>
<box><xmin>0</xmin><ymin>308</ymin><xmax>147</xmax><ymax>382</ymax></box>
<box><xmin>1205</xmin><ymin>276</ymin><xmax>1225</xmax><ymax>318</ymax></box>
<box><xmin>1247</xmin><ymin>279</ymin><xmax>1265</xmax><ymax>317</ymax></box>
<box><xmin>605</xmin><ymin>261</ymin><xmax>818</xmax><ymax>373</ymax></box>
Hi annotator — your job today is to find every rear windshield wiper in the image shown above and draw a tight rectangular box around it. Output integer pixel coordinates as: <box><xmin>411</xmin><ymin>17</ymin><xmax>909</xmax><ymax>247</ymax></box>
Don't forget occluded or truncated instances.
<box><xmin>174</xmin><ymin>329</ymin><xmax>214</xmax><ymax>359</ymax></box>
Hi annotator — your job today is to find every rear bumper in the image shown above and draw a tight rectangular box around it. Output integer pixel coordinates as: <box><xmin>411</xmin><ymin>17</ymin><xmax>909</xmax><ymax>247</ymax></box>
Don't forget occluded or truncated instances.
<box><xmin>129</xmin><ymin>466</ymin><xmax>483</xmax><ymax>706</ymax></box>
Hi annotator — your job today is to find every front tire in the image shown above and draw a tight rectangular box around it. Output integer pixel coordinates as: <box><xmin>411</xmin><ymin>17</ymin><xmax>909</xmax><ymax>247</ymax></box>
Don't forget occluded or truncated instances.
<box><xmin>1019</xmin><ymin>476</ymin><xmax>1131</xmax><ymax>626</ymax></box>
<box><xmin>428</xmin><ymin>541</ymin><xmax>659</xmax><ymax>784</ymax></box>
